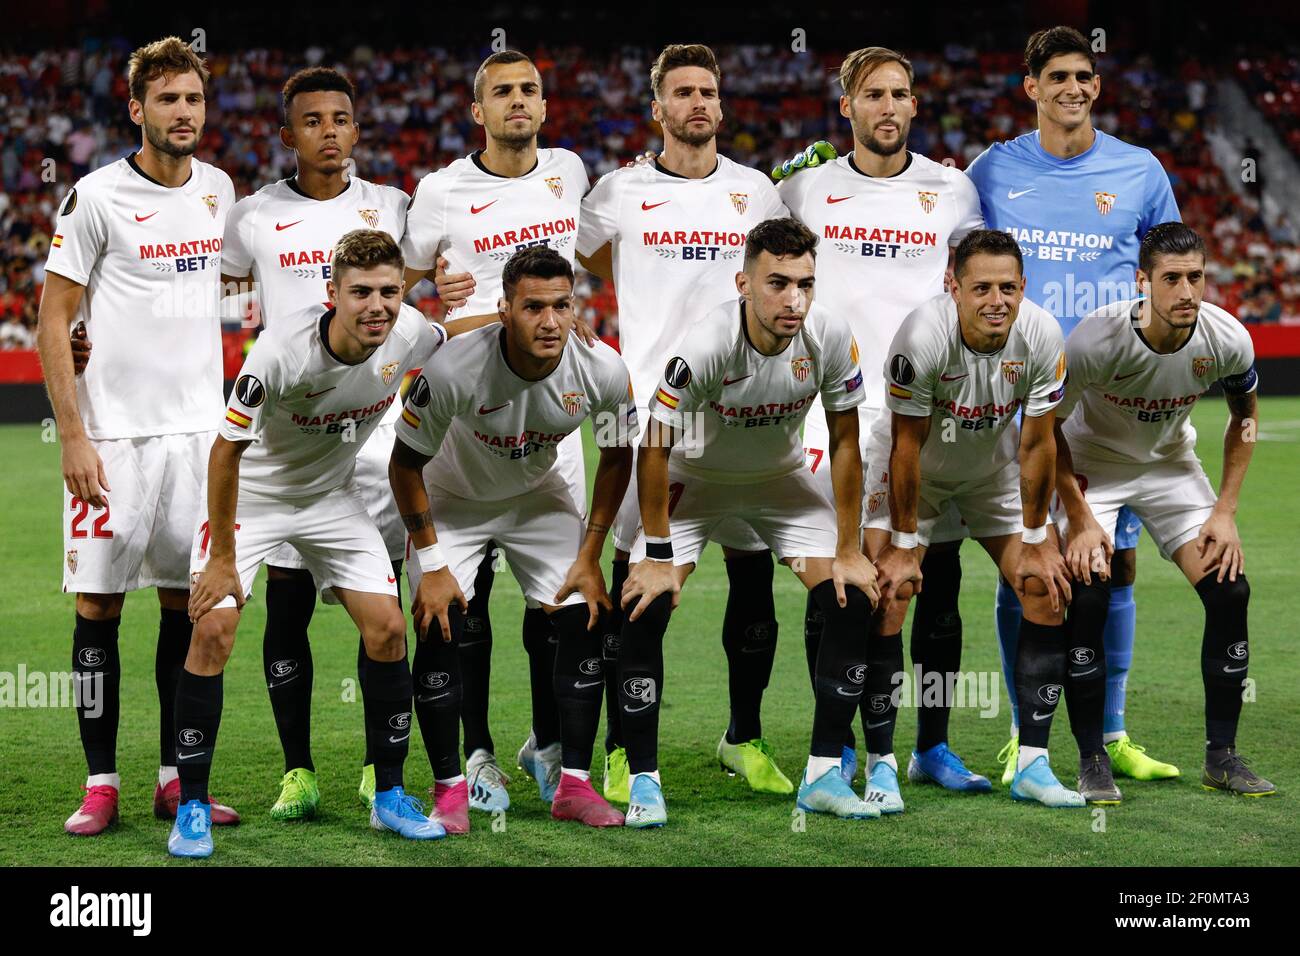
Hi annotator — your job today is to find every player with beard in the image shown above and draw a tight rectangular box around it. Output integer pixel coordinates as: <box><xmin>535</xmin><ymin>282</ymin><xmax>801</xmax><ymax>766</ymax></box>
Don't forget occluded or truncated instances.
<box><xmin>216</xmin><ymin>67</ymin><xmax>410</xmax><ymax>821</ymax></box>
<box><xmin>577</xmin><ymin>44</ymin><xmax>792</xmax><ymax>804</ymax></box>
<box><xmin>967</xmin><ymin>27</ymin><xmax>1182</xmax><ymax>788</ymax></box>
<box><xmin>777</xmin><ymin>47</ymin><xmax>987</xmax><ymax>808</ymax></box>
<box><xmin>401</xmin><ymin>51</ymin><xmax>593</xmax><ymax>815</ymax></box>
<box><xmin>39</xmin><ymin>37</ymin><xmax>241</xmax><ymax>836</ymax></box>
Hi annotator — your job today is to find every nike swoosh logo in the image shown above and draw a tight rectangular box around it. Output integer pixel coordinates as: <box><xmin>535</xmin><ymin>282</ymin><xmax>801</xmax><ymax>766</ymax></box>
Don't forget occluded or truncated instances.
<box><xmin>135</xmin><ymin>211</ymin><xmax>159</xmax><ymax>222</ymax></box>
<box><xmin>470</xmin><ymin>201</ymin><xmax>498</xmax><ymax>215</ymax></box>
<box><xmin>722</xmin><ymin>374</ymin><xmax>753</xmax><ymax>386</ymax></box>
<box><xmin>178</xmin><ymin>752</ymin><xmax>206</xmax><ymax>760</ymax></box>
<box><xmin>939</xmin><ymin>372</ymin><xmax>969</xmax><ymax>382</ymax></box>
<box><xmin>305</xmin><ymin>387</ymin><xmax>336</xmax><ymax>398</ymax></box>
<box><xmin>267</xmin><ymin>676</ymin><xmax>300</xmax><ymax>689</ymax></box>
<box><xmin>1072</xmin><ymin>666</ymin><xmax>1098</xmax><ymax>678</ymax></box>
<box><xmin>1007</xmin><ymin>188</ymin><xmax>1036</xmax><ymax>199</ymax></box>
<box><xmin>478</xmin><ymin>402</ymin><xmax>510</xmax><ymax>414</ymax></box>
<box><xmin>386</xmin><ymin>576</ymin><xmax>396</xmax><ymax>584</ymax></box>
<box><xmin>416</xmin><ymin>692</ymin><xmax>450</xmax><ymax>703</ymax></box>
<box><xmin>740</xmin><ymin>645</ymin><xmax>769</xmax><ymax>654</ymax></box>
<box><xmin>1224</xmin><ymin>665</ymin><xmax>1248</xmax><ymax>673</ymax></box>
<box><xmin>641</xmin><ymin>200</ymin><xmax>670</xmax><ymax>211</ymax></box>
<box><xmin>1112</xmin><ymin>370</ymin><xmax>1142</xmax><ymax>382</ymax></box>
<box><xmin>575</xmin><ymin>679</ymin><xmax>603</xmax><ymax>689</ymax></box>
<box><xmin>275</xmin><ymin>220</ymin><xmax>303</xmax><ymax>231</ymax></box>
<box><xmin>458</xmin><ymin>639</ymin><xmax>487</xmax><ymax>647</ymax></box>
<box><xmin>826</xmin><ymin>195</ymin><xmax>854</xmax><ymax>204</ymax></box>
<box><xmin>623</xmin><ymin>702</ymin><xmax>655</xmax><ymax>713</ymax></box>
<box><xmin>1031</xmin><ymin>710</ymin><xmax>1052</xmax><ymax>721</ymax></box>
<box><xmin>835</xmin><ymin>687</ymin><xmax>862</xmax><ymax>698</ymax></box>
<box><xmin>388</xmin><ymin>734</ymin><xmax>410</xmax><ymax>744</ymax></box>
<box><xmin>866</xmin><ymin>720</ymin><xmax>891</xmax><ymax>729</ymax></box>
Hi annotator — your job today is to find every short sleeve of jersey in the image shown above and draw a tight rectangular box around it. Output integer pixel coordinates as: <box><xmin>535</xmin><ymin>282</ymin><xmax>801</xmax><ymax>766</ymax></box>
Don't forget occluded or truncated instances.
<box><xmin>577</xmin><ymin>171</ymin><xmax>620</xmax><ymax>257</ymax></box>
<box><xmin>45</xmin><ymin>183</ymin><xmax>107</xmax><ymax>286</ymax></box>
<box><xmin>588</xmin><ymin>347</ymin><xmax>640</xmax><ymax>448</ymax></box>
<box><xmin>648</xmin><ymin>339</ymin><xmax>717</xmax><ymax>432</ymax></box>
<box><xmin>222</xmin><ymin>331</ymin><xmax>290</xmax><ymax>442</ymax></box>
<box><xmin>401</xmin><ymin>176</ymin><xmax>447</xmax><ymax>273</ymax></box>
<box><xmin>1023</xmin><ymin>317</ymin><xmax>1068</xmax><ymax>418</ymax></box>
<box><xmin>883</xmin><ymin>311</ymin><xmax>938</xmax><ymax>417</ymax></box>
<box><xmin>1056</xmin><ymin>320</ymin><xmax>1102</xmax><ymax>420</ymax></box>
<box><xmin>221</xmin><ymin>195</ymin><xmax>257</xmax><ymax>278</ymax></box>
<box><xmin>950</xmin><ymin>171</ymin><xmax>985</xmax><ymax>245</ymax></box>
<box><xmin>1138</xmin><ymin>151</ymin><xmax>1181</xmax><ymax>236</ymax></box>
<box><xmin>756</xmin><ymin>176</ymin><xmax>789</xmax><ymax>220</ymax></box>
<box><xmin>382</xmin><ymin>184</ymin><xmax>412</xmax><ymax>243</ymax></box>
<box><xmin>816</xmin><ymin>313</ymin><xmax>866</xmax><ymax>412</ymax></box>
<box><xmin>1217</xmin><ymin>317</ymin><xmax>1258</xmax><ymax>395</ymax></box>
<box><xmin>963</xmin><ymin>146</ymin><xmax>995</xmax><ymax>221</ymax></box>
<box><xmin>396</xmin><ymin>365</ymin><xmax>459</xmax><ymax>460</ymax></box>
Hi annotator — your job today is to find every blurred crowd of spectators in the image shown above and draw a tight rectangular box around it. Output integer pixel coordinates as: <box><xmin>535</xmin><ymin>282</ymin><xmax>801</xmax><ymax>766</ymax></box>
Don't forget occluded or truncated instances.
<box><xmin>2</xmin><ymin>39</ymin><xmax>1297</xmax><ymax>357</ymax></box>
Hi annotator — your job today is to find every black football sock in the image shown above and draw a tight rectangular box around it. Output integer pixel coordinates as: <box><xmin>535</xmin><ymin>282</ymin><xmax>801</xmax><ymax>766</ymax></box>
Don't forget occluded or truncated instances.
<box><xmin>551</xmin><ymin>605</ymin><xmax>604</xmax><ymax>771</ymax></box>
<box><xmin>805</xmin><ymin>592</ymin><xmax>856</xmax><ymax>751</ymax></box>
<box><xmin>262</xmin><ymin>572</ymin><xmax>316</xmax><ymax>773</ymax></box>
<box><xmin>1064</xmin><ymin>578</ymin><xmax>1109</xmax><ymax>759</ymax></box>
<box><xmin>911</xmin><ymin>547</ymin><xmax>962</xmax><ymax>752</ymax></box>
<box><xmin>863</xmin><ymin>631</ymin><xmax>904</xmax><ymax>757</ymax></box>
<box><xmin>1015</xmin><ymin>619</ymin><xmax>1067</xmax><ymax>751</ymax></box>
<box><xmin>155</xmin><ymin>608</ymin><xmax>191</xmax><ymax>768</ymax></box>
<box><xmin>617</xmin><ymin>591</ymin><xmax>672</xmax><ymax>775</ymax></box>
<box><xmin>602</xmin><ymin>559</ymin><xmax>629</xmax><ymax>753</ymax></box>
<box><xmin>722</xmin><ymin>551</ymin><xmax>777</xmax><ymax>743</ymax></box>
<box><xmin>458</xmin><ymin>551</ymin><xmax>496</xmax><ymax>758</ymax></box>
<box><xmin>357</xmin><ymin>637</ymin><xmax>373</xmax><ymax>765</ymax></box>
<box><xmin>523</xmin><ymin>606</ymin><xmax>561</xmax><ymax>748</ymax></box>
<box><xmin>413</xmin><ymin>610</ymin><xmax>464</xmax><ymax>780</ymax></box>
<box><xmin>174</xmin><ymin>668</ymin><xmax>223</xmax><ymax>805</ymax></box>
<box><xmin>809</xmin><ymin>581</ymin><xmax>871</xmax><ymax>758</ymax></box>
<box><xmin>362</xmin><ymin>654</ymin><xmax>414</xmax><ymax>793</ymax></box>
<box><xmin>1197</xmin><ymin>573</ymin><xmax>1251</xmax><ymax>750</ymax></box>
<box><xmin>73</xmin><ymin>613</ymin><xmax>121</xmax><ymax>776</ymax></box>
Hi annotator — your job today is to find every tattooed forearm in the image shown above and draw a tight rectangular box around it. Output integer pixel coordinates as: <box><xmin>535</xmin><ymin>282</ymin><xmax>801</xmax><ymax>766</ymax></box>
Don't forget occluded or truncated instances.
<box><xmin>401</xmin><ymin>509</ymin><xmax>434</xmax><ymax>533</ymax></box>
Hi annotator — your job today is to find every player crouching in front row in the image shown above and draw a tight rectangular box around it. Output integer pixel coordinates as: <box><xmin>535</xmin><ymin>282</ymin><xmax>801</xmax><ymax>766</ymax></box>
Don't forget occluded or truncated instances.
<box><xmin>1053</xmin><ymin>222</ymin><xmax>1274</xmax><ymax>799</ymax></box>
<box><xmin>618</xmin><ymin>218</ymin><xmax>882</xmax><ymax>827</ymax></box>
<box><xmin>389</xmin><ymin>246</ymin><xmax>636</xmax><ymax>830</ymax></box>
<box><xmin>172</xmin><ymin>231</ymin><xmax>448</xmax><ymax>858</ymax></box>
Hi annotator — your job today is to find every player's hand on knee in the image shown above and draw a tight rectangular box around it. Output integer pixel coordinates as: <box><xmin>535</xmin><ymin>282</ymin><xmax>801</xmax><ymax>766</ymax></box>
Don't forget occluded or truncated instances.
<box><xmin>188</xmin><ymin>559</ymin><xmax>243</xmax><ymax>622</ymax></box>
<box><xmin>62</xmin><ymin>434</ymin><xmax>110</xmax><ymax>509</ymax></box>
<box><xmin>1065</xmin><ymin>519</ymin><xmax>1113</xmax><ymax>584</ymax></box>
<box><xmin>433</xmin><ymin>255</ymin><xmax>475</xmax><ymax>312</ymax></box>
<box><xmin>1015</xmin><ymin>541</ymin><xmax>1072</xmax><ymax>613</ymax></box>
<box><xmin>555</xmin><ymin>556</ymin><xmax>612</xmax><ymax>631</ymax></box>
<box><xmin>1196</xmin><ymin>509</ymin><xmax>1243</xmax><ymax>583</ymax></box>
<box><xmin>832</xmin><ymin>549</ymin><xmax>880</xmax><ymax>609</ymax></box>
<box><xmin>70</xmin><ymin>321</ymin><xmax>92</xmax><ymax>376</ymax></box>
<box><xmin>874</xmin><ymin>544</ymin><xmax>921</xmax><ymax>606</ymax></box>
<box><xmin>621</xmin><ymin>559</ymin><xmax>678</xmax><ymax>621</ymax></box>
<box><xmin>415</xmin><ymin>568</ymin><xmax>466</xmax><ymax>642</ymax></box>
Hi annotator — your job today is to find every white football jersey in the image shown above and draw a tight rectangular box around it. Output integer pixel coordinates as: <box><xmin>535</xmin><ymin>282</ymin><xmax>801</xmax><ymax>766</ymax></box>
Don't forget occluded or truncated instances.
<box><xmin>779</xmin><ymin>152</ymin><xmax>984</xmax><ymax>412</ymax></box>
<box><xmin>649</xmin><ymin>299</ymin><xmax>864</xmax><ymax>484</ymax></box>
<box><xmin>221</xmin><ymin>176</ymin><xmax>409</xmax><ymax>325</ymax></box>
<box><xmin>222</xmin><ymin>302</ymin><xmax>445</xmax><ymax>501</ymax></box>
<box><xmin>1059</xmin><ymin>297</ymin><xmax>1257</xmax><ymax>465</ymax></box>
<box><xmin>396</xmin><ymin>324</ymin><xmax>636</xmax><ymax>500</ymax></box>
<box><xmin>577</xmin><ymin>156</ymin><xmax>788</xmax><ymax>413</ymax></box>
<box><xmin>44</xmin><ymin>156</ymin><xmax>235</xmax><ymax>440</ymax></box>
<box><xmin>403</xmin><ymin>148</ymin><xmax>586</xmax><ymax>319</ymax></box>
<box><xmin>883</xmin><ymin>293</ymin><xmax>1066</xmax><ymax>479</ymax></box>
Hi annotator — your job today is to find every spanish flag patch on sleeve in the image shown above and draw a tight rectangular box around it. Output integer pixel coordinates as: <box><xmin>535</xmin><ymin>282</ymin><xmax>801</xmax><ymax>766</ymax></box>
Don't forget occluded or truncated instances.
<box><xmin>401</xmin><ymin>408</ymin><xmax>421</xmax><ymax>429</ymax></box>
<box><xmin>654</xmin><ymin>387</ymin><xmax>679</xmax><ymax>410</ymax></box>
<box><xmin>225</xmin><ymin>408</ymin><xmax>251</xmax><ymax>429</ymax></box>
<box><xmin>52</xmin><ymin>234</ymin><xmax>64</xmax><ymax>248</ymax></box>
<box><xmin>888</xmin><ymin>384</ymin><xmax>913</xmax><ymax>400</ymax></box>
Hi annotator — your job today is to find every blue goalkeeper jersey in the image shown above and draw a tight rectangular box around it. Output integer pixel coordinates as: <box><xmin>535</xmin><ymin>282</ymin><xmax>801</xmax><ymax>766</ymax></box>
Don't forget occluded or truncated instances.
<box><xmin>966</xmin><ymin>129</ymin><xmax>1180</xmax><ymax>335</ymax></box>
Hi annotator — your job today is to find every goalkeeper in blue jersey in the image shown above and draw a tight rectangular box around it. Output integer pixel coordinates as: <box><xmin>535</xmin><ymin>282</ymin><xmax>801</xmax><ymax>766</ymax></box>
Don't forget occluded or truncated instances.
<box><xmin>965</xmin><ymin>25</ymin><xmax>1182</xmax><ymax>793</ymax></box>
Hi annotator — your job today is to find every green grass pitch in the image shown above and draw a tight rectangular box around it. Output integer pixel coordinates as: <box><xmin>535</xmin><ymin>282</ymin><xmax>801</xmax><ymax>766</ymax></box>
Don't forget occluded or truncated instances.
<box><xmin>1</xmin><ymin>399</ymin><xmax>1297</xmax><ymax>866</ymax></box>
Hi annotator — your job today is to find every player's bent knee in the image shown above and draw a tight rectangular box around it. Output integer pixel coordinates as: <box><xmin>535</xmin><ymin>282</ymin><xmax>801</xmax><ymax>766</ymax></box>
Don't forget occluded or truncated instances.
<box><xmin>191</xmin><ymin>613</ymin><xmax>236</xmax><ymax>668</ymax></box>
<box><xmin>76</xmin><ymin>592</ymin><xmax>125</xmax><ymax>620</ymax></box>
<box><xmin>1197</xmin><ymin>572</ymin><xmax>1250</xmax><ymax>612</ymax></box>
<box><xmin>363</xmin><ymin>612</ymin><xmax>407</xmax><ymax>661</ymax></box>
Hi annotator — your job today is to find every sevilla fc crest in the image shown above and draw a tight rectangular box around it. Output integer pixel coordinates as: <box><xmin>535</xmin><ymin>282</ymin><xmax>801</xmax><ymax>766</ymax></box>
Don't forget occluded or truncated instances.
<box><xmin>359</xmin><ymin>208</ymin><xmax>380</xmax><ymax>228</ymax></box>
<box><xmin>66</xmin><ymin>549</ymin><xmax>78</xmax><ymax>574</ymax></box>
<box><xmin>202</xmin><ymin>194</ymin><xmax>219</xmax><ymax>218</ymax></box>
<box><xmin>545</xmin><ymin>177</ymin><xmax>564</xmax><ymax>199</ymax></box>
<box><xmin>1192</xmin><ymin>356</ymin><xmax>1215</xmax><ymax>378</ymax></box>
<box><xmin>867</xmin><ymin>491</ymin><xmax>886</xmax><ymax>514</ymax></box>
<box><xmin>1094</xmin><ymin>192</ymin><xmax>1116</xmax><ymax>215</ymax></box>
<box><xmin>791</xmin><ymin>356</ymin><xmax>813</xmax><ymax>382</ymax></box>
<box><xmin>917</xmin><ymin>191</ymin><xmax>938</xmax><ymax>214</ymax></box>
<box><xmin>562</xmin><ymin>391</ymin><xmax>584</xmax><ymax>416</ymax></box>
<box><xmin>381</xmin><ymin>361</ymin><xmax>399</xmax><ymax>385</ymax></box>
<box><xmin>730</xmin><ymin>192</ymin><xmax>749</xmax><ymax>215</ymax></box>
<box><xmin>1001</xmin><ymin>360</ymin><xmax>1025</xmax><ymax>385</ymax></box>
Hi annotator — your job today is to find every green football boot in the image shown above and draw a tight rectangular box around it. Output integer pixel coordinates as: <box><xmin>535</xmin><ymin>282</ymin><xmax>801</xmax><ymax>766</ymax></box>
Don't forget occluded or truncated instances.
<box><xmin>1105</xmin><ymin>735</ymin><xmax>1180</xmax><ymax>780</ymax></box>
<box><xmin>358</xmin><ymin>763</ymin><xmax>376</xmax><ymax>809</ymax></box>
<box><xmin>270</xmin><ymin>767</ymin><xmax>320</xmax><ymax>821</ymax></box>
<box><xmin>603</xmin><ymin>746</ymin><xmax>630</xmax><ymax>804</ymax></box>
<box><xmin>997</xmin><ymin>735</ymin><xmax>1019</xmax><ymax>786</ymax></box>
<box><xmin>717</xmin><ymin>734</ymin><xmax>795</xmax><ymax>795</ymax></box>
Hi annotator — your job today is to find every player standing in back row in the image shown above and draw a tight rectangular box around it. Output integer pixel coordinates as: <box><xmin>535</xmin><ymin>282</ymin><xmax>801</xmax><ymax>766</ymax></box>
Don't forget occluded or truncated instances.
<box><xmin>402</xmin><ymin>50</ymin><xmax>590</xmax><ymax>811</ymax></box>
<box><xmin>966</xmin><ymin>26</ymin><xmax>1182</xmax><ymax>785</ymax></box>
<box><xmin>577</xmin><ymin>44</ymin><xmax>794</xmax><ymax>802</ymax></box>
<box><xmin>777</xmin><ymin>46</ymin><xmax>988</xmax><ymax>803</ymax></box>
<box><xmin>219</xmin><ymin>66</ymin><xmax>410</xmax><ymax>821</ymax></box>
<box><xmin>37</xmin><ymin>37</ymin><xmax>240</xmax><ymax>836</ymax></box>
